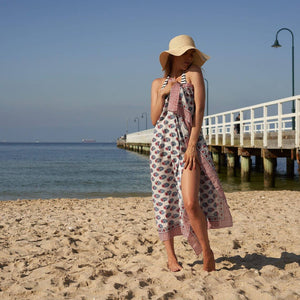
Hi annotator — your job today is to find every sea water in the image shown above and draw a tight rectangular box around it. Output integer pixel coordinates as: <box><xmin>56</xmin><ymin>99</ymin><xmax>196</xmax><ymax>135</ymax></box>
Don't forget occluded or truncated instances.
<box><xmin>0</xmin><ymin>143</ymin><xmax>299</xmax><ymax>200</ymax></box>
<box><xmin>0</xmin><ymin>143</ymin><xmax>151</xmax><ymax>200</ymax></box>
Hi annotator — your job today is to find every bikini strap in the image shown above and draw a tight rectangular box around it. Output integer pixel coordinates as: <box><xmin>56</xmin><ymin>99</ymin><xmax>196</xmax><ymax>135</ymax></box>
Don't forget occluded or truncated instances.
<box><xmin>181</xmin><ymin>72</ymin><xmax>187</xmax><ymax>84</ymax></box>
<box><xmin>161</xmin><ymin>76</ymin><xmax>169</xmax><ymax>89</ymax></box>
<box><xmin>162</xmin><ymin>73</ymin><xmax>186</xmax><ymax>89</ymax></box>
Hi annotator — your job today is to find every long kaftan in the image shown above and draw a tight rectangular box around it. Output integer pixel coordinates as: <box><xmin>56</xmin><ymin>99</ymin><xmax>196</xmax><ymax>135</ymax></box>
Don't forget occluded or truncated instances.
<box><xmin>149</xmin><ymin>74</ymin><xmax>233</xmax><ymax>255</ymax></box>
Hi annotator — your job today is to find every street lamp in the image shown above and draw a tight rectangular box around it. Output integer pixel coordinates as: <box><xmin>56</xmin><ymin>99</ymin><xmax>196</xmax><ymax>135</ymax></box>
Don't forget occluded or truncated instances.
<box><xmin>204</xmin><ymin>78</ymin><xmax>209</xmax><ymax>135</ymax></box>
<box><xmin>134</xmin><ymin>117</ymin><xmax>140</xmax><ymax>131</ymax></box>
<box><xmin>141</xmin><ymin>112</ymin><xmax>147</xmax><ymax>130</ymax></box>
<box><xmin>203</xmin><ymin>78</ymin><xmax>209</xmax><ymax>116</ymax></box>
<box><xmin>126</xmin><ymin>118</ymin><xmax>129</xmax><ymax>134</ymax></box>
<box><xmin>272</xmin><ymin>27</ymin><xmax>295</xmax><ymax>129</ymax></box>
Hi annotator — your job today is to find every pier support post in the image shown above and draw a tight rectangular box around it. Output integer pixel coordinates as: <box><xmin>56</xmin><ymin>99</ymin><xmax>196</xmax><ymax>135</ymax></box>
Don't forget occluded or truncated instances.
<box><xmin>262</xmin><ymin>149</ymin><xmax>276</xmax><ymax>188</ymax></box>
<box><xmin>297</xmin><ymin>149</ymin><xmax>300</xmax><ymax>179</ymax></box>
<box><xmin>224</xmin><ymin>147</ymin><xmax>237</xmax><ymax>177</ymax></box>
<box><xmin>238</xmin><ymin>148</ymin><xmax>251</xmax><ymax>181</ymax></box>
<box><xmin>286</xmin><ymin>158</ymin><xmax>294</xmax><ymax>178</ymax></box>
<box><xmin>227</xmin><ymin>153</ymin><xmax>236</xmax><ymax>177</ymax></box>
<box><xmin>210</xmin><ymin>146</ymin><xmax>221</xmax><ymax>173</ymax></box>
<box><xmin>212</xmin><ymin>152</ymin><xmax>220</xmax><ymax>172</ymax></box>
<box><xmin>121</xmin><ymin>142</ymin><xmax>151</xmax><ymax>156</ymax></box>
<box><xmin>143</xmin><ymin>146</ymin><xmax>150</xmax><ymax>155</ymax></box>
<box><xmin>263</xmin><ymin>158</ymin><xmax>276</xmax><ymax>188</ymax></box>
<box><xmin>241</xmin><ymin>156</ymin><xmax>251</xmax><ymax>181</ymax></box>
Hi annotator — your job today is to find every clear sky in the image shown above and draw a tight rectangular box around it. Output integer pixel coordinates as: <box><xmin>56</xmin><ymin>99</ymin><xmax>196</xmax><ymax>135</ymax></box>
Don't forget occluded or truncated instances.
<box><xmin>1</xmin><ymin>0</ymin><xmax>299</xmax><ymax>142</ymax></box>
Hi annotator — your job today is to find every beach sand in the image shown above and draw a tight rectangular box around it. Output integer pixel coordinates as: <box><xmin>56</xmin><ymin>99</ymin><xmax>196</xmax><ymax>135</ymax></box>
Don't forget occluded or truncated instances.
<box><xmin>0</xmin><ymin>191</ymin><xmax>299</xmax><ymax>299</ymax></box>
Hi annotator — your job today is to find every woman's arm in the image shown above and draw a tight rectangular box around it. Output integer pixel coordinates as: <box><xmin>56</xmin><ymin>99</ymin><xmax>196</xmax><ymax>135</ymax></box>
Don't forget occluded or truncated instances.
<box><xmin>151</xmin><ymin>78</ymin><xmax>164</xmax><ymax>126</ymax></box>
<box><xmin>184</xmin><ymin>65</ymin><xmax>206</xmax><ymax>169</ymax></box>
<box><xmin>151</xmin><ymin>78</ymin><xmax>175</xmax><ymax>126</ymax></box>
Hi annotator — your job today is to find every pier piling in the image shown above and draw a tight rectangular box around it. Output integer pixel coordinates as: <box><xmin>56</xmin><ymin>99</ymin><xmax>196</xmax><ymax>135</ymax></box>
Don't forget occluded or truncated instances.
<box><xmin>224</xmin><ymin>147</ymin><xmax>237</xmax><ymax>177</ymax></box>
<box><xmin>263</xmin><ymin>157</ymin><xmax>276</xmax><ymax>187</ymax></box>
<box><xmin>262</xmin><ymin>149</ymin><xmax>276</xmax><ymax>188</ymax></box>
<box><xmin>227</xmin><ymin>153</ymin><xmax>236</xmax><ymax>177</ymax></box>
<box><xmin>211</xmin><ymin>147</ymin><xmax>221</xmax><ymax>172</ymax></box>
<box><xmin>241</xmin><ymin>156</ymin><xmax>251</xmax><ymax>181</ymax></box>
<box><xmin>238</xmin><ymin>148</ymin><xmax>251</xmax><ymax>181</ymax></box>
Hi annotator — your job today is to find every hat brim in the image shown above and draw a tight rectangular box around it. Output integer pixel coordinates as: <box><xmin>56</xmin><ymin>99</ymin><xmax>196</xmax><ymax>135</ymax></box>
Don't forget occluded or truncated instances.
<box><xmin>159</xmin><ymin>46</ymin><xmax>210</xmax><ymax>70</ymax></box>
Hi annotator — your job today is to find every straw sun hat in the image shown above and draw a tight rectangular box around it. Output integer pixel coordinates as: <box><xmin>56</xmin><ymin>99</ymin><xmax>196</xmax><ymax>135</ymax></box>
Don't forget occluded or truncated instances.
<box><xmin>159</xmin><ymin>35</ymin><xmax>210</xmax><ymax>70</ymax></box>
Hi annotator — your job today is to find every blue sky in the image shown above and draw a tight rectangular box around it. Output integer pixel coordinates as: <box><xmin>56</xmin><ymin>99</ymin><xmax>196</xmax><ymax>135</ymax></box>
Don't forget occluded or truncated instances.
<box><xmin>1</xmin><ymin>0</ymin><xmax>299</xmax><ymax>142</ymax></box>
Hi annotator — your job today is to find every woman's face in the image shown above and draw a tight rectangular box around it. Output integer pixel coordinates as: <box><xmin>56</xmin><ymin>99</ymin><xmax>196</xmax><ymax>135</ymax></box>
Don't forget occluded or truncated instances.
<box><xmin>173</xmin><ymin>49</ymin><xmax>195</xmax><ymax>71</ymax></box>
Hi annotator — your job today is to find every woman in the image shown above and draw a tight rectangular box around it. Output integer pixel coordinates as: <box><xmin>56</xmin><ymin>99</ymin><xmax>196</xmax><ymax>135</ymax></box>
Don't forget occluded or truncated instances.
<box><xmin>150</xmin><ymin>35</ymin><xmax>233</xmax><ymax>272</ymax></box>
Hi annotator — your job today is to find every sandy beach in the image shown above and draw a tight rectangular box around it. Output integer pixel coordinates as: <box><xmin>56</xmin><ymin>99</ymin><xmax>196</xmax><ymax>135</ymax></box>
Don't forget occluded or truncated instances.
<box><xmin>0</xmin><ymin>191</ymin><xmax>299</xmax><ymax>299</ymax></box>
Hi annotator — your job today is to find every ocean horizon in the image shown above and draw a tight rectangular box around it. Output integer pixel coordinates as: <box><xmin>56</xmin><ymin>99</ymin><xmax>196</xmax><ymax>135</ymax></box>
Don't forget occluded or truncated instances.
<box><xmin>0</xmin><ymin>142</ymin><xmax>299</xmax><ymax>201</ymax></box>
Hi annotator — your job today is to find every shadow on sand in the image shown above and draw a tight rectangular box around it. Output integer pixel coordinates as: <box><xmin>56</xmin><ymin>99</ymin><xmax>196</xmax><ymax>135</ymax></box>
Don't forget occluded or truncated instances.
<box><xmin>188</xmin><ymin>252</ymin><xmax>300</xmax><ymax>271</ymax></box>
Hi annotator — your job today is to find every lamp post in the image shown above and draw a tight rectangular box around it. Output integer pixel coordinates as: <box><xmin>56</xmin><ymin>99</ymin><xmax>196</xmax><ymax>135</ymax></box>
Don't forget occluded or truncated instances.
<box><xmin>134</xmin><ymin>117</ymin><xmax>140</xmax><ymax>131</ymax></box>
<box><xmin>203</xmin><ymin>78</ymin><xmax>209</xmax><ymax>116</ymax></box>
<box><xmin>126</xmin><ymin>118</ymin><xmax>129</xmax><ymax>134</ymax></box>
<box><xmin>141</xmin><ymin>112</ymin><xmax>147</xmax><ymax>130</ymax></box>
<box><xmin>272</xmin><ymin>27</ymin><xmax>295</xmax><ymax>129</ymax></box>
<box><xmin>204</xmin><ymin>78</ymin><xmax>209</xmax><ymax>135</ymax></box>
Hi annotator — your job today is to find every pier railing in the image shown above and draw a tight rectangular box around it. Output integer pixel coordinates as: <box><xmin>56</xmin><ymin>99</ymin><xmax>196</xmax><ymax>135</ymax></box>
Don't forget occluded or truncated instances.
<box><xmin>126</xmin><ymin>128</ymin><xmax>153</xmax><ymax>144</ymax></box>
<box><xmin>119</xmin><ymin>95</ymin><xmax>300</xmax><ymax>187</ymax></box>
<box><xmin>203</xmin><ymin>95</ymin><xmax>300</xmax><ymax>149</ymax></box>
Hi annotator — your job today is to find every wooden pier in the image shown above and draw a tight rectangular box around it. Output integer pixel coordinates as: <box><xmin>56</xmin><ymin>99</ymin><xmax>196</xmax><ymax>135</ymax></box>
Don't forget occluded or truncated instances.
<box><xmin>117</xmin><ymin>95</ymin><xmax>300</xmax><ymax>187</ymax></box>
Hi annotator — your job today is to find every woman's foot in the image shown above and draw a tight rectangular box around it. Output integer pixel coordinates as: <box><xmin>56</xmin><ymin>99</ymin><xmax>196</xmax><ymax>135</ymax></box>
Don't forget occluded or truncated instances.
<box><xmin>167</xmin><ymin>258</ymin><xmax>183</xmax><ymax>272</ymax></box>
<box><xmin>203</xmin><ymin>249</ymin><xmax>215</xmax><ymax>272</ymax></box>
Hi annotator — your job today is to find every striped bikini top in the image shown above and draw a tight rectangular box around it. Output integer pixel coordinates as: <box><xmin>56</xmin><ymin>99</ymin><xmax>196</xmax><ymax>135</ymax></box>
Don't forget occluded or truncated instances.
<box><xmin>161</xmin><ymin>72</ymin><xmax>187</xmax><ymax>89</ymax></box>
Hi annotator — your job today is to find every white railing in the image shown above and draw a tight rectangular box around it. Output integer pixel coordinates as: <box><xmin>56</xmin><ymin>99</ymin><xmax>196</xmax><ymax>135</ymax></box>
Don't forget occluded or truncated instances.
<box><xmin>126</xmin><ymin>128</ymin><xmax>154</xmax><ymax>144</ymax></box>
<box><xmin>203</xmin><ymin>95</ymin><xmax>300</xmax><ymax>148</ymax></box>
<box><xmin>124</xmin><ymin>96</ymin><xmax>300</xmax><ymax>149</ymax></box>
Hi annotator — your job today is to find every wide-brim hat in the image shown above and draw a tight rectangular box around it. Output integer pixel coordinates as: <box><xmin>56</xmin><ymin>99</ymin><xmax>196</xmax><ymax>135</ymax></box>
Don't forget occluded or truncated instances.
<box><xmin>159</xmin><ymin>35</ymin><xmax>210</xmax><ymax>70</ymax></box>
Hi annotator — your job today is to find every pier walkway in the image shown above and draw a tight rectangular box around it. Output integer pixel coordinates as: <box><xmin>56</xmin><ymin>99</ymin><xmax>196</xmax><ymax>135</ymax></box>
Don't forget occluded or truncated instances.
<box><xmin>117</xmin><ymin>95</ymin><xmax>300</xmax><ymax>187</ymax></box>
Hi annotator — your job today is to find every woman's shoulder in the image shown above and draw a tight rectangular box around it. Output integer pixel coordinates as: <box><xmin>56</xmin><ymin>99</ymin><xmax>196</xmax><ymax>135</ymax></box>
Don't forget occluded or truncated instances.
<box><xmin>186</xmin><ymin>64</ymin><xmax>203</xmax><ymax>83</ymax></box>
<box><xmin>152</xmin><ymin>77</ymin><xmax>166</xmax><ymax>89</ymax></box>
<box><xmin>187</xmin><ymin>64</ymin><xmax>202</xmax><ymax>74</ymax></box>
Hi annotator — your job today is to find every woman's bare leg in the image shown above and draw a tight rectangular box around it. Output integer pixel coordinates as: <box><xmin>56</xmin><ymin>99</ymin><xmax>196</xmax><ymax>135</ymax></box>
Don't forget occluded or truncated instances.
<box><xmin>163</xmin><ymin>238</ymin><xmax>182</xmax><ymax>272</ymax></box>
<box><xmin>181</xmin><ymin>165</ymin><xmax>215</xmax><ymax>272</ymax></box>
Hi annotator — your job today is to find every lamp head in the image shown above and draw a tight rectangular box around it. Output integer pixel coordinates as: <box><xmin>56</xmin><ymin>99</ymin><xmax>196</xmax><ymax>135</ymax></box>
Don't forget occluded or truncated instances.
<box><xmin>272</xmin><ymin>39</ymin><xmax>281</xmax><ymax>48</ymax></box>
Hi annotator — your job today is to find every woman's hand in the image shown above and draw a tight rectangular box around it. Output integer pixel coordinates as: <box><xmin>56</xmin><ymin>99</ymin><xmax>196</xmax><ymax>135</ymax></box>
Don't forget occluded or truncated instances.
<box><xmin>159</xmin><ymin>78</ymin><xmax>177</xmax><ymax>98</ymax></box>
<box><xmin>183</xmin><ymin>144</ymin><xmax>200</xmax><ymax>170</ymax></box>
